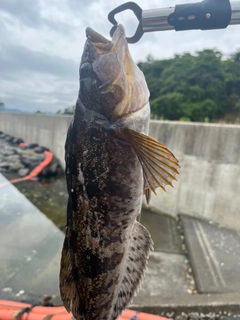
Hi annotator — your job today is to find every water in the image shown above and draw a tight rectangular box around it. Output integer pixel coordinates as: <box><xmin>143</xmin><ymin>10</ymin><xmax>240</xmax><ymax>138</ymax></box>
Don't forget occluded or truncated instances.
<box><xmin>3</xmin><ymin>173</ymin><xmax>68</xmax><ymax>231</ymax></box>
<box><xmin>0</xmin><ymin>173</ymin><xmax>64</xmax><ymax>301</ymax></box>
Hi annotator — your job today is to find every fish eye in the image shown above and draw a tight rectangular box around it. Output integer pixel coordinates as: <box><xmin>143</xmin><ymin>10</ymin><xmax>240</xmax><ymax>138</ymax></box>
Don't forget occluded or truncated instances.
<box><xmin>80</xmin><ymin>62</ymin><xmax>92</xmax><ymax>79</ymax></box>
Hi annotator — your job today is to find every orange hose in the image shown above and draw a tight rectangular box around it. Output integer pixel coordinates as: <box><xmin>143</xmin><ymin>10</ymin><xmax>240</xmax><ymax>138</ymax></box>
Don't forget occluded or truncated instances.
<box><xmin>22</xmin><ymin>151</ymin><xmax>53</xmax><ymax>180</ymax></box>
<box><xmin>0</xmin><ymin>301</ymin><xmax>170</xmax><ymax>320</ymax></box>
<box><xmin>0</xmin><ymin>151</ymin><xmax>53</xmax><ymax>188</ymax></box>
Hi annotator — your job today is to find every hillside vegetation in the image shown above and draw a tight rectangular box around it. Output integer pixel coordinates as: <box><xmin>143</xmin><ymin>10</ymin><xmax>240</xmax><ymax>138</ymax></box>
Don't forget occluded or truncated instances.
<box><xmin>138</xmin><ymin>49</ymin><xmax>240</xmax><ymax>123</ymax></box>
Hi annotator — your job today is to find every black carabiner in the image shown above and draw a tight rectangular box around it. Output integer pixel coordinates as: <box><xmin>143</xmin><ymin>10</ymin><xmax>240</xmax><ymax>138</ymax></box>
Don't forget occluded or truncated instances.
<box><xmin>108</xmin><ymin>2</ymin><xmax>143</xmax><ymax>43</ymax></box>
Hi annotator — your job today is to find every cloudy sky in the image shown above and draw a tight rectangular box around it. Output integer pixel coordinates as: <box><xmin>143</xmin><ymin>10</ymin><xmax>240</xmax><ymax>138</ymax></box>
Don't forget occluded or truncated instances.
<box><xmin>0</xmin><ymin>0</ymin><xmax>239</xmax><ymax>113</ymax></box>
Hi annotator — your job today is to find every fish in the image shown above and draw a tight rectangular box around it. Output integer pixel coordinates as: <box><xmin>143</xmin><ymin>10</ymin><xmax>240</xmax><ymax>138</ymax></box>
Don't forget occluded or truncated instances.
<box><xmin>59</xmin><ymin>25</ymin><xmax>180</xmax><ymax>320</ymax></box>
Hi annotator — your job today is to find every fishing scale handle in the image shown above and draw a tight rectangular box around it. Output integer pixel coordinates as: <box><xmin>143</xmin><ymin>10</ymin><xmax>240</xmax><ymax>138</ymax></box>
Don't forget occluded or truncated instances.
<box><xmin>142</xmin><ymin>0</ymin><xmax>240</xmax><ymax>32</ymax></box>
<box><xmin>108</xmin><ymin>0</ymin><xmax>240</xmax><ymax>43</ymax></box>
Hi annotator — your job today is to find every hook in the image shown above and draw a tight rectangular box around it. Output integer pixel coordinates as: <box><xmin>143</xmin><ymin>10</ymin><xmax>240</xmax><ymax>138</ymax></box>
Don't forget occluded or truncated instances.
<box><xmin>108</xmin><ymin>2</ymin><xmax>143</xmax><ymax>43</ymax></box>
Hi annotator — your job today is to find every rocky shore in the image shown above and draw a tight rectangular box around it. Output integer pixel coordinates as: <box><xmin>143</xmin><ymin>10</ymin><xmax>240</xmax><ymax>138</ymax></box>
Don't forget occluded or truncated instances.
<box><xmin>0</xmin><ymin>131</ymin><xmax>63</xmax><ymax>179</ymax></box>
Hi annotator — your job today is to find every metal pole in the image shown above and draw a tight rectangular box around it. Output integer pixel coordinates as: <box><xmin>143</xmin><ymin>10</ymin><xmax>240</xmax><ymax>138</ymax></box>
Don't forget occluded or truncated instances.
<box><xmin>142</xmin><ymin>2</ymin><xmax>240</xmax><ymax>33</ymax></box>
<box><xmin>230</xmin><ymin>2</ymin><xmax>240</xmax><ymax>25</ymax></box>
<box><xmin>142</xmin><ymin>8</ymin><xmax>175</xmax><ymax>32</ymax></box>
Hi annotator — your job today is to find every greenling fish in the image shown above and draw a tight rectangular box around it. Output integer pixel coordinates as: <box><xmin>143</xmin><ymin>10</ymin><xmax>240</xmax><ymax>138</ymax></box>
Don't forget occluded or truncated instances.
<box><xmin>60</xmin><ymin>25</ymin><xmax>180</xmax><ymax>320</ymax></box>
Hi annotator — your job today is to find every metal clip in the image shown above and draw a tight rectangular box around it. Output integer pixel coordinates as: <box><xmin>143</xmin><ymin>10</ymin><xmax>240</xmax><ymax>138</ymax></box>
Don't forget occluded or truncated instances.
<box><xmin>108</xmin><ymin>2</ymin><xmax>143</xmax><ymax>43</ymax></box>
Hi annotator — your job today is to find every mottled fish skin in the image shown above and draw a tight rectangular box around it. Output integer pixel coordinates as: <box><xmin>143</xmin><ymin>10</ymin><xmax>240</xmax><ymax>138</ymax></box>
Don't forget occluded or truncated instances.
<box><xmin>60</xmin><ymin>25</ymin><xmax>179</xmax><ymax>320</ymax></box>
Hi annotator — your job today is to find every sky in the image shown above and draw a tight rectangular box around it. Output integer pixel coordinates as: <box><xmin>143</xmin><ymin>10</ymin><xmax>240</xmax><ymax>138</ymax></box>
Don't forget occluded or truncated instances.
<box><xmin>0</xmin><ymin>0</ymin><xmax>239</xmax><ymax>113</ymax></box>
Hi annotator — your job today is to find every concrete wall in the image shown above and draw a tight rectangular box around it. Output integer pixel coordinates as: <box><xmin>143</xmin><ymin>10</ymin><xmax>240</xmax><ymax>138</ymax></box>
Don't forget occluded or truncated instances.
<box><xmin>148</xmin><ymin>121</ymin><xmax>240</xmax><ymax>231</ymax></box>
<box><xmin>0</xmin><ymin>113</ymin><xmax>72</xmax><ymax>168</ymax></box>
<box><xmin>1</xmin><ymin>113</ymin><xmax>240</xmax><ymax>230</ymax></box>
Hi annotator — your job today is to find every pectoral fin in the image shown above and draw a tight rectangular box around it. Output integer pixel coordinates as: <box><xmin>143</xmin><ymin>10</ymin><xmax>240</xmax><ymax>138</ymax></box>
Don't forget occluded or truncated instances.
<box><xmin>123</xmin><ymin>129</ymin><xmax>180</xmax><ymax>203</ymax></box>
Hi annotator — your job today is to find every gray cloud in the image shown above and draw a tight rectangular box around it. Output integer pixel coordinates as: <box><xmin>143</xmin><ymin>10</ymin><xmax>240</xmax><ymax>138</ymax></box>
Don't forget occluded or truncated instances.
<box><xmin>68</xmin><ymin>0</ymin><xmax>98</xmax><ymax>11</ymax></box>
<box><xmin>0</xmin><ymin>0</ymin><xmax>73</xmax><ymax>34</ymax></box>
<box><xmin>43</xmin><ymin>19</ymin><xmax>74</xmax><ymax>35</ymax></box>
<box><xmin>3</xmin><ymin>89</ymin><xmax>77</xmax><ymax>112</ymax></box>
<box><xmin>0</xmin><ymin>44</ymin><xmax>79</xmax><ymax>80</ymax></box>
<box><xmin>1</xmin><ymin>74</ymin><xmax>79</xmax><ymax>113</ymax></box>
<box><xmin>0</xmin><ymin>0</ymin><xmax>41</xmax><ymax>28</ymax></box>
<box><xmin>0</xmin><ymin>42</ymin><xmax>80</xmax><ymax>113</ymax></box>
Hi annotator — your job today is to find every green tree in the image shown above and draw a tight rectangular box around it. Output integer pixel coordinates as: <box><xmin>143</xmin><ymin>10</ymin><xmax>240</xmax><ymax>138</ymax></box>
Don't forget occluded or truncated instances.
<box><xmin>63</xmin><ymin>106</ymin><xmax>75</xmax><ymax>114</ymax></box>
<box><xmin>151</xmin><ymin>92</ymin><xmax>184</xmax><ymax>120</ymax></box>
<box><xmin>231</xmin><ymin>50</ymin><xmax>240</xmax><ymax>62</ymax></box>
<box><xmin>138</xmin><ymin>49</ymin><xmax>239</xmax><ymax>122</ymax></box>
<box><xmin>236</xmin><ymin>99</ymin><xmax>240</xmax><ymax>112</ymax></box>
<box><xmin>222</xmin><ymin>51</ymin><xmax>240</xmax><ymax>115</ymax></box>
<box><xmin>0</xmin><ymin>101</ymin><xmax>4</xmax><ymax>111</ymax></box>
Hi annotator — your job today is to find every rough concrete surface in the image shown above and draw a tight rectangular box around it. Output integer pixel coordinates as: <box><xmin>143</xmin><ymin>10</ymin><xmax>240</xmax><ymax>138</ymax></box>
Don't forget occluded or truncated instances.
<box><xmin>180</xmin><ymin>214</ymin><xmax>240</xmax><ymax>294</ymax></box>
<box><xmin>134</xmin><ymin>252</ymin><xmax>189</xmax><ymax>305</ymax></box>
<box><xmin>141</xmin><ymin>208</ymin><xmax>182</xmax><ymax>254</ymax></box>
<box><xmin>132</xmin><ymin>293</ymin><xmax>240</xmax><ymax>318</ymax></box>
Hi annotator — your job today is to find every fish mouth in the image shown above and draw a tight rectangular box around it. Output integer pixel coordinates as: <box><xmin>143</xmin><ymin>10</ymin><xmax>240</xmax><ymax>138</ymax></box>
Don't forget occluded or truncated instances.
<box><xmin>85</xmin><ymin>25</ymin><xmax>126</xmax><ymax>54</ymax></box>
<box><xmin>85</xmin><ymin>25</ymin><xmax>144</xmax><ymax>121</ymax></box>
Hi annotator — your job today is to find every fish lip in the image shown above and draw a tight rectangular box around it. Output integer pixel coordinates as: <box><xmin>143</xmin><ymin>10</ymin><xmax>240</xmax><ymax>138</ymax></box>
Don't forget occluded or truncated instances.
<box><xmin>86</xmin><ymin>27</ymin><xmax>110</xmax><ymax>44</ymax></box>
<box><xmin>111</xmin><ymin>24</ymin><xmax>126</xmax><ymax>46</ymax></box>
<box><xmin>85</xmin><ymin>25</ymin><xmax>126</xmax><ymax>53</ymax></box>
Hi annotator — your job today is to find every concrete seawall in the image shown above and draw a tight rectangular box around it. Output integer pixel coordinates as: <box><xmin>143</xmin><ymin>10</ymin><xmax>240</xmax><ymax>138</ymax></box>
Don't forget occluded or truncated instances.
<box><xmin>1</xmin><ymin>113</ymin><xmax>240</xmax><ymax>230</ymax></box>
<box><xmin>148</xmin><ymin>120</ymin><xmax>240</xmax><ymax>231</ymax></box>
<box><xmin>0</xmin><ymin>113</ymin><xmax>71</xmax><ymax>168</ymax></box>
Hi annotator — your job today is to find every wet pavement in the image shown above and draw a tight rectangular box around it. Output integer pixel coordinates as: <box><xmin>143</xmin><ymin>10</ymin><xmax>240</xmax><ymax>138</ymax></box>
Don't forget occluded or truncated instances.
<box><xmin>0</xmin><ymin>173</ymin><xmax>63</xmax><ymax>302</ymax></box>
<box><xmin>0</xmin><ymin>173</ymin><xmax>240</xmax><ymax>318</ymax></box>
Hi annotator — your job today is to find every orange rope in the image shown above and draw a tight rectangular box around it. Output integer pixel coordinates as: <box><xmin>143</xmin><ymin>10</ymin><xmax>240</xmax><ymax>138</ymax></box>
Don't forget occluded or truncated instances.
<box><xmin>0</xmin><ymin>301</ymin><xmax>170</xmax><ymax>320</ymax></box>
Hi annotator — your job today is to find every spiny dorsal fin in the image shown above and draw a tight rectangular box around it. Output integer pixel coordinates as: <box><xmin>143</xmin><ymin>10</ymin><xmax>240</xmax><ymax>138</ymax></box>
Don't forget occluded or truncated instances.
<box><xmin>123</xmin><ymin>128</ymin><xmax>180</xmax><ymax>203</ymax></box>
<box><xmin>111</xmin><ymin>221</ymin><xmax>153</xmax><ymax>320</ymax></box>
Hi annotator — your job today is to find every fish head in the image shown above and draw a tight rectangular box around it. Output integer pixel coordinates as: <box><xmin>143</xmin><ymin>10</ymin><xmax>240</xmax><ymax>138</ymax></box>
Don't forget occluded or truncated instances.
<box><xmin>79</xmin><ymin>25</ymin><xmax>149</xmax><ymax>122</ymax></box>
